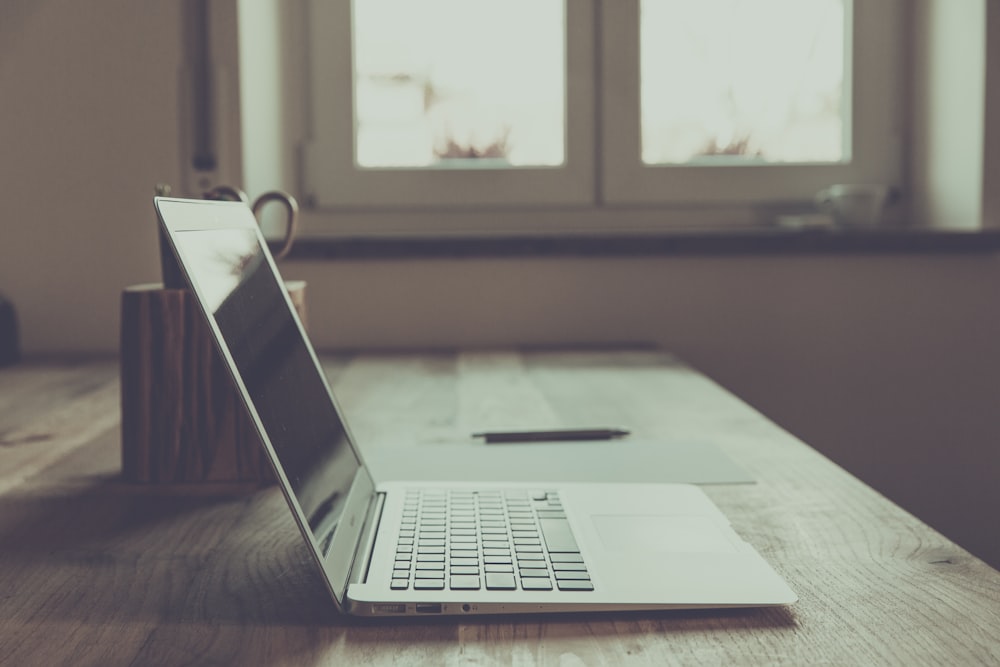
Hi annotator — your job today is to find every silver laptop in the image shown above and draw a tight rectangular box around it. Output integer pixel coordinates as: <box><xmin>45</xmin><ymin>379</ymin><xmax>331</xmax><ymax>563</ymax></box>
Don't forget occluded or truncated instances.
<box><xmin>154</xmin><ymin>196</ymin><xmax>796</xmax><ymax>617</ymax></box>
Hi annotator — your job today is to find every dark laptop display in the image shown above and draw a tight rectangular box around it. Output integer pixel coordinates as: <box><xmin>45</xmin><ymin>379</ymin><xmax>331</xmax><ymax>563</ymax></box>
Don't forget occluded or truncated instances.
<box><xmin>171</xmin><ymin>227</ymin><xmax>359</xmax><ymax>551</ymax></box>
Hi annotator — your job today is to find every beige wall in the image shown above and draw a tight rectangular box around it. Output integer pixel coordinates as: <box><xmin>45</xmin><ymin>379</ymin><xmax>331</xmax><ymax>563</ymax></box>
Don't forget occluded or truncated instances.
<box><xmin>1</xmin><ymin>2</ymin><xmax>998</xmax><ymax>570</ymax></box>
<box><xmin>0</xmin><ymin>2</ymin><xmax>182</xmax><ymax>351</ymax></box>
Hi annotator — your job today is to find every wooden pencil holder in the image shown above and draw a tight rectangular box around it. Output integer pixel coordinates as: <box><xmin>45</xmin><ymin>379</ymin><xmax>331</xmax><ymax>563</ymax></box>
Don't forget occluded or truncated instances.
<box><xmin>119</xmin><ymin>281</ymin><xmax>307</xmax><ymax>484</ymax></box>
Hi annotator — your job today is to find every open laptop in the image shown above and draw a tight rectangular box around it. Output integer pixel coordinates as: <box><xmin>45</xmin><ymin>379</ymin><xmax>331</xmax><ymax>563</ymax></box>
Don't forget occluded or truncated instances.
<box><xmin>154</xmin><ymin>196</ymin><xmax>796</xmax><ymax>617</ymax></box>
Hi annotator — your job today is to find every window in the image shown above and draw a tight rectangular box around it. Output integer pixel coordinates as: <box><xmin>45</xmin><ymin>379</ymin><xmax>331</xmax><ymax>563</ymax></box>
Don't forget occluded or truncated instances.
<box><xmin>352</xmin><ymin>0</ymin><xmax>566</xmax><ymax>169</ymax></box>
<box><xmin>639</xmin><ymin>0</ymin><xmax>847</xmax><ymax>165</ymax></box>
<box><xmin>305</xmin><ymin>0</ymin><xmax>595</xmax><ymax>210</ymax></box>
<box><xmin>301</xmin><ymin>0</ymin><xmax>903</xmax><ymax>233</ymax></box>
<box><xmin>601</xmin><ymin>0</ymin><xmax>904</xmax><ymax>206</ymax></box>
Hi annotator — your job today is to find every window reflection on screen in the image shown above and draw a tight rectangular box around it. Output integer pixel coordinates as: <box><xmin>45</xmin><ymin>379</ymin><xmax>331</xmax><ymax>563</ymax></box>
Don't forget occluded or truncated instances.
<box><xmin>173</xmin><ymin>229</ymin><xmax>361</xmax><ymax>553</ymax></box>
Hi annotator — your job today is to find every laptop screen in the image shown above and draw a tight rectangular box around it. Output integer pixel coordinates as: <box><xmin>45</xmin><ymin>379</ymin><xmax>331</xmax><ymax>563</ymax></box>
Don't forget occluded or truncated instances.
<box><xmin>171</xmin><ymin>224</ymin><xmax>361</xmax><ymax>555</ymax></box>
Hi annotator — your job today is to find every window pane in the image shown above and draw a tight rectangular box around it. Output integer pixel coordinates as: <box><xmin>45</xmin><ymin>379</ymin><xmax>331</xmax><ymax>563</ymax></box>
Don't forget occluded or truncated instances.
<box><xmin>640</xmin><ymin>0</ymin><xmax>847</xmax><ymax>165</ymax></box>
<box><xmin>352</xmin><ymin>0</ymin><xmax>565</xmax><ymax>169</ymax></box>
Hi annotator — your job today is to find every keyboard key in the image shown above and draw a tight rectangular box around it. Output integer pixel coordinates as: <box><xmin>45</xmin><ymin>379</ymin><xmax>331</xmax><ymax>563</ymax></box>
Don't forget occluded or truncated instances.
<box><xmin>485</xmin><ymin>563</ymin><xmax>514</xmax><ymax>573</ymax></box>
<box><xmin>450</xmin><ymin>575</ymin><xmax>481</xmax><ymax>590</ymax></box>
<box><xmin>519</xmin><ymin>568</ymin><xmax>550</xmax><ymax>578</ymax></box>
<box><xmin>554</xmin><ymin>571</ymin><xmax>591</xmax><ymax>580</ymax></box>
<box><xmin>521</xmin><ymin>577</ymin><xmax>553</xmax><ymax>590</ymax></box>
<box><xmin>413</xmin><ymin>579</ymin><xmax>445</xmax><ymax>590</ymax></box>
<box><xmin>485</xmin><ymin>573</ymin><xmax>517</xmax><ymax>590</ymax></box>
<box><xmin>538</xmin><ymin>518</ymin><xmax>579</xmax><ymax>552</ymax></box>
<box><xmin>415</xmin><ymin>568</ymin><xmax>445</xmax><ymax>577</ymax></box>
<box><xmin>483</xmin><ymin>548</ymin><xmax>510</xmax><ymax>557</ymax></box>
<box><xmin>556</xmin><ymin>580</ymin><xmax>595</xmax><ymax>591</ymax></box>
<box><xmin>450</xmin><ymin>565</ymin><xmax>480</xmax><ymax>575</ymax></box>
<box><xmin>415</xmin><ymin>562</ymin><xmax>445</xmax><ymax>571</ymax></box>
<box><xmin>418</xmin><ymin>540</ymin><xmax>445</xmax><ymax>548</ymax></box>
<box><xmin>419</xmin><ymin>531</ymin><xmax>446</xmax><ymax>540</ymax></box>
<box><xmin>482</xmin><ymin>540</ymin><xmax>510</xmax><ymax>548</ymax></box>
<box><xmin>484</xmin><ymin>555</ymin><xmax>512</xmax><ymax>565</ymax></box>
<box><xmin>451</xmin><ymin>557</ymin><xmax>479</xmax><ymax>567</ymax></box>
<box><xmin>550</xmin><ymin>554</ymin><xmax>584</xmax><ymax>563</ymax></box>
<box><xmin>416</xmin><ymin>554</ymin><xmax>445</xmax><ymax>563</ymax></box>
<box><xmin>417</xmin><ymin>547</ymin><xmax>445</xmax><ymax>555</ymax></box>
<box><xmin>552</xmin><ymin>562</ymin><xmax>588</xmax><ymax>571</ymax></box>
<box><xmin>390</xmin><ymin>579</ymin><xmax>409</xmax><ymax>590</ymax></box>
<box><xmin>514</xmin><ymin>546</ymin><xmax>542</xmax><ymax>554</ymax></box>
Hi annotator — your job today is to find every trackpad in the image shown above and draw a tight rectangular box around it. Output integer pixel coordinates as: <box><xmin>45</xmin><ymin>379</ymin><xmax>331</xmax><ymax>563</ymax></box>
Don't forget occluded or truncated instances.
<box><xmin>592</xmin><ymin>515</ymin><xmax>738</xmax><ymax>554</ymax></box>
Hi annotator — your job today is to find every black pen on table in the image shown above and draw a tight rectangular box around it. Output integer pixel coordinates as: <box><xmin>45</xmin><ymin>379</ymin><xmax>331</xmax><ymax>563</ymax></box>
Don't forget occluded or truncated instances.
<box><xmin>472</xmin><ymin>428</ymin><xmax>630</xmax><ymax>444</ymax></box>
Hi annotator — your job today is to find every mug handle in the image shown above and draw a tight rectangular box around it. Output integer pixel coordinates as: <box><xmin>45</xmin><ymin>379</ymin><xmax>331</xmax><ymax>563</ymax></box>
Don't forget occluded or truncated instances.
<box><xmin>252</xmin><ymin>191</ymin><xmax>299</xmax><ymax>260</ymax></box>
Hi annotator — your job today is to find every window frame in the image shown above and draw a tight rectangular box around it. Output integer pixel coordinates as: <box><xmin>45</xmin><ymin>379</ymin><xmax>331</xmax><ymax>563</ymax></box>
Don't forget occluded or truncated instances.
<box><xmin>295</xmin><ymin>0</ymin><xmax>905</xmax><ymax>237</ymax></box>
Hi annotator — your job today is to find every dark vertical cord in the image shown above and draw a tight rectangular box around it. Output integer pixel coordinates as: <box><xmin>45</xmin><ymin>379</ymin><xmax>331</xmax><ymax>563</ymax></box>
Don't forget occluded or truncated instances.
<box><xmin>185</xmin><ymin>0</ymin><xmax>217</xmax><ymax>172</ymax></box>
<box><xmin>592</xmin><ymin>0</ymin><xmax>604</xmax><ymax>207</ymax></box>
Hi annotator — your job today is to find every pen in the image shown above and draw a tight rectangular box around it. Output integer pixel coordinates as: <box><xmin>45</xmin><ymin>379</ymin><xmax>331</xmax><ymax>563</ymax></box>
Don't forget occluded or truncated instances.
<box><xmin>472</xmin><ymin>428</ymin><xmax>630</xmax><ymax>444</ymax></box>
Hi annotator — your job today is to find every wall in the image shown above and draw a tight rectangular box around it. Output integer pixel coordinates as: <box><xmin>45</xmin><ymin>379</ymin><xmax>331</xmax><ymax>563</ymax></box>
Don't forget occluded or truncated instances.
<box><xmin>0</xmin><ymin>2</ymin><xmax>998</xmax><ymax>570</ymax></box>
<box><xmin>0</xmin><ymin>1</ymin><xmax>182</xmax><ymax>351</ymax></box>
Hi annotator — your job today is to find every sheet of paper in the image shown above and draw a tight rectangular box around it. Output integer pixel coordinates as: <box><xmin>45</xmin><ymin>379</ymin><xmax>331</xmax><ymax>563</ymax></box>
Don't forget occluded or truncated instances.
<box><xmin>363</xmin><ymin>438</ymin><xmax>753</xmax><ymax>485</ymax></box>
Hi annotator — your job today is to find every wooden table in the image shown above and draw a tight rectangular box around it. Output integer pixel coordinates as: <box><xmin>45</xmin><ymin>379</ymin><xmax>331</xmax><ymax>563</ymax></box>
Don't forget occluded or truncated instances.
<box><xmin>1</xmin><ymin>349</ymin><xmax>998</xmax><ymax>665</ymax></box>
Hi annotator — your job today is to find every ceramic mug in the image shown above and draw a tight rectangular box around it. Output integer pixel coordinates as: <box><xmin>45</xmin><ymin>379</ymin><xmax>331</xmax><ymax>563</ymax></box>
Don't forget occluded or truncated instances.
<box><xmin>815</xmin><ymin>184</ymin><xmax>891</xmax><ymax>227</ymax></box>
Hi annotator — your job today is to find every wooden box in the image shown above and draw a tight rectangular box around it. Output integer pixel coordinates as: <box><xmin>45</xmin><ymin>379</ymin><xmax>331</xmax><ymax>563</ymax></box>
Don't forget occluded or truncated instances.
<box><xmin>119</xmin><ymin>281</ymin><xmax>306</xmax><ymax>484</ymax></box>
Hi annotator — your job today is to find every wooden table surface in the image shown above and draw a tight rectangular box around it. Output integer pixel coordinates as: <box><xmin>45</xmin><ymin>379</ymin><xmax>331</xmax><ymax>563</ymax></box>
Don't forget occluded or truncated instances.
<box><xmin>1</xmin><ymin>349</ymin><xmax>998</xmax><ymax>666</ymax></box>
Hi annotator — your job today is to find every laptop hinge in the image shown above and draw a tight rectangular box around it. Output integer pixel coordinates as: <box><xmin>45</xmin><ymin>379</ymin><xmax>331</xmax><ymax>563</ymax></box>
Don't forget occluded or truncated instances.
<box><xmin>347</xmin><ymin>492</ymin><xmax>385</xmax><ymax>588</ymax></box>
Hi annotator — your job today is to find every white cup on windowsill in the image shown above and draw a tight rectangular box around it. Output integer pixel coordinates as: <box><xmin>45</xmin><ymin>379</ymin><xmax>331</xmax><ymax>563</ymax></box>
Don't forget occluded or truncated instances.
<box><xmin>815</xmin><ymin>184</ymin><xmax>892</xmax><ymax>228</ymax></box>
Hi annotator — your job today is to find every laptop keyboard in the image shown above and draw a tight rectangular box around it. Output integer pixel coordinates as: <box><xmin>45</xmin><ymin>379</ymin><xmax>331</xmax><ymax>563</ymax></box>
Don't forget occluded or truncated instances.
<box><xmin>390</xmin><ymin>489</ymin><xmax>594</xmax><ymax>592</ymax></box>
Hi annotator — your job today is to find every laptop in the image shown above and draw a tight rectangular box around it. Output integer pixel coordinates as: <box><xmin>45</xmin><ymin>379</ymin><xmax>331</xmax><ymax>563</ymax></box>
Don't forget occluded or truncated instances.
<box><xmin>154</xmin><ymin>196</ymin><xmax>796</xmax><ymax>617</ymax></box>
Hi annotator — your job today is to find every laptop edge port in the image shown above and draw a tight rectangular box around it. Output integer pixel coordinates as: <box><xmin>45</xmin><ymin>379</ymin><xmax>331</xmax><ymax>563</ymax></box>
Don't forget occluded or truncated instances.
<box><xmin>372</xmin><ymin>603</ymin><xmax>406</xmax><ymax>614</ymax></box>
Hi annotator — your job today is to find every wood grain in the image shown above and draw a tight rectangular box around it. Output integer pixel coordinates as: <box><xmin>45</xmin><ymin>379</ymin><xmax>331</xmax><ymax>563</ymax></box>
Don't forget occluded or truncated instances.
<box><xmin>119</xmin><ymin>282</ymin><xmax>305</xmax><ymax>483</ymax></box>
<box><xmin>0</xmin><ymin>350</ymin><xmax>997</xmax><ymax>666</ymax></box>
